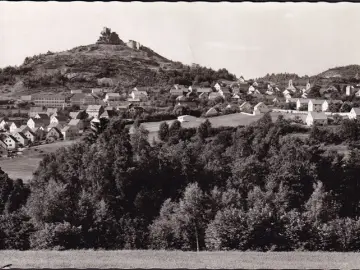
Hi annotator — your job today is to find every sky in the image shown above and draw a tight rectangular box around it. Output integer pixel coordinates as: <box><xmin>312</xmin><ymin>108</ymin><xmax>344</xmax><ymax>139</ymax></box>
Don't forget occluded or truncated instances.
<box><xmin>1</xmin><ymin>2</ymin><xmax>360</xmax><ymax>79</ymax></box>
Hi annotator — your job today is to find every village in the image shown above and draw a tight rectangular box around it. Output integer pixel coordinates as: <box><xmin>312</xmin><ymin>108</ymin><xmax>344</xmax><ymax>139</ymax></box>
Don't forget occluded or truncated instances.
<box><xmin>1</xmin><ymin>76</ymin><xmax>360</xmax><ymax>156</ymax></box>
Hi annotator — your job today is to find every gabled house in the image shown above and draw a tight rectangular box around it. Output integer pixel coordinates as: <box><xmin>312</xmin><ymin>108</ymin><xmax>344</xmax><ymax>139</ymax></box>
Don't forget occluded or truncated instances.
<box><xmin>27</xmin><ymin>118</ymin><xmax>49</xmax><ymax>131</ymax></box>
<box><xmin>248</xmin><ymin>85</ymin><xmax>256</xmax><ymax>94</ymax></box>
<box><xmin>296</xmin><ymin>98</ymin><xmax>309</xmax><ymax>110</ymax></box>
<box><xmin>219</xmin><ymin>88</ymin><xmax>232</xmax><ymax>99</ymax></box>
<box><xmin>86</xmin><ymin>105</ymin><xmax>104</xmax><ymax>119</ymax></box>
<box><xmin>103</xmin><ymin>92</ymin><xmax>121</xmax><ymax>103</ymax></box>
<box><xmin>232</xmin><ymin>93</ymin><xmax>240</xmax><ymax>100</ymax></box>
<box><xmin>50</xmin><ymin>115</ymin><xmax>68</xmax><ymax>125</ymax></box>
<box><xmin>34</xmin><ymin>113</ymin><xmax>50</xmax><ymax>121</ymax></box>
<box><xmin>322</xmin><ymin>100</ymin><xmax>343</xmax><ymax>112</ymax></box>
<box><xmin>24</xmin><ymin>129</ymin><xmax>37</xmax><ymax>143</ymax></box>
<box><xmin>239</xmin><ymin>102</ymin><xmax>252</xmax><ymax>112</ymax></box>
<box><xmin>283</xmin><ymin>90</ymin><xmax>292</xmax><ymax>99</ymax></box>
<box><xmin>13</xmin><ymin>132</ymin><xmax>29</xmax><ymax>146</ymax></box>
<box><xmin>253</xmin><ymin>102</ymin><xmax>270</xmax><ymax>115</ymax></box>
<box><xmin>306</xmin><ymin>112</ymin><xmax>328</xmax><ymax>126</ymax></box>
<box><xmin>46</xmin><ymin>122</ymin><xmax>65</xmax><ymax>132</ymax></box>
<box><xmin>0</xmin><ymin>135</ymin><xmax>18</xmax><ymax>150</ymax></box>
<box><xmin>46</xmin><ymin>127</ymin><xmax>63</xmax><ymax>141</ymax></box>
<box><xmin>285</xmin><ymin>79</ymin><xmax>297</xmax><ymax>92</ymax></box>
<box><xmin>214</xmin><ymin>83</ymin><xmax>221</xmax><ymax>91</ymax></box>
<box><xmin>349</xmin><ymin>108</ymin><xmax>360</xmax><ymax>120</ymax></box>
<box><xmin>205</xmin><ymin>107</ymin><xmax>220</xmax><ymax>117</ymax></box>
<box><xmin>46</xmin><ymin>108</ymin><xmax>58</xmax><ymax>116</ymax></box>
<box><xmin>16</xmin><ymin>125</ymin><xmax>30</xmax><ymax>134</ymax></box>
<box><xmin>308</xmin><ymin>99</ymin><xmax>326</xmax><ymax>112</ymax></box>
<box><xmin>0</xmin><ymin>119</ymin><xmax>8</xmax><ymax>130</ymax></box>
<box><xmin>33</xmin><ymin>127</ymin><xmax>46</xmax><ymax>141</ymax></box>
<box><xmin>68</xmin><ymin>119</ymin><xmax>85</xmax><ymax>130</ymax></box>
<box><xmin>9</xmin><ymin>122</ymin><xmax>20</xmax><ymax>133</ymax></box>
<box><xmin>69</xmin><ymin>110</ymin><xmax>87</xmax><ymax>120</ymax></box>
<box><xmin>130</xmin><ymin>88</ymin><xmax>148</xmax><ymax>101</ymax></box>
<box><xmin>208</xmin><ymin>92</ymin><xmax>223</xmax><ymax>100</ymax></box>
<box><xmin>61</xmin><ymin>125</ymin><xmax>80</xmax><ymax>140</ymax></box>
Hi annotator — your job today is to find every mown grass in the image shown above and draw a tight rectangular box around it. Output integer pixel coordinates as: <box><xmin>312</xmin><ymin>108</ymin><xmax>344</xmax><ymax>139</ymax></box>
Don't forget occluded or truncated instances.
<box><xmin>0</xmin><ymin>250</ymin><xmax>359</xmax><ymax>269</ymax></box>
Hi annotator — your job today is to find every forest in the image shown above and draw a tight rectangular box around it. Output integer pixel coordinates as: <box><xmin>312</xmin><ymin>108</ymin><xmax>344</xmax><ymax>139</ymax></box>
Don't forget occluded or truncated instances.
<box><xmin>1</xmin><ymin>114</ymin><xmax>360</xmax><ymax>251</ymax></box>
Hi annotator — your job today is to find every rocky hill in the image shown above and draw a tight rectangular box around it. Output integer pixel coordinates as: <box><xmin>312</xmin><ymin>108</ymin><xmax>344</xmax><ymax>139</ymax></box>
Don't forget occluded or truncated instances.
<box><xmin>0</xmin><ymin>28</ymin><xmax>236</xmax><ymax>98</ymax></box>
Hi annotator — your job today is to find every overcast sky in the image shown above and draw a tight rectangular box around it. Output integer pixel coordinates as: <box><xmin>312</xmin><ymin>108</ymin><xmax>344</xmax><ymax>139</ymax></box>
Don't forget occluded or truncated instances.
<box><xmin>1</xmin><ymin>2</ymin><xmax>360</xmax><ymax>79</ymax></box>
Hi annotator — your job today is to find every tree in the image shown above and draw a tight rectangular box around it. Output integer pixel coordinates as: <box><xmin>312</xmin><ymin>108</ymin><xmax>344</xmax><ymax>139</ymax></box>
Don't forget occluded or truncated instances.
<box><xmin>308</xmin><ymin>85</ymin><xmax>322</xmax><ymax>98</ymax></box>
<box><xmin>158</xmin><ymin>121</ymin><xmax>170</xmax><ymax>142</ymax></box>
<box><xmin>197</xmin><ymin>119</ymin><xmax>212</xmax><ymax>140</ymax></box>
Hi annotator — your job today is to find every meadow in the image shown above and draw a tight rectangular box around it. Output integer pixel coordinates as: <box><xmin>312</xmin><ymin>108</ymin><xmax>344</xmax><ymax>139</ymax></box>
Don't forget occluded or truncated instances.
<box><xmin>0</xmin><ymin>250</ymin><xmax>359</xmax><ymax>269</ymax></box>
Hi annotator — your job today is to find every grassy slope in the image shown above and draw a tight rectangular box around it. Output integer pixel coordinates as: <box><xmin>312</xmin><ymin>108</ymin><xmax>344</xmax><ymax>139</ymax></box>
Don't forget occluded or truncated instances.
<box><xmin>0</xmin><ymin>250</ymin><xmax>359</xmax><ymax>269</ymax></box>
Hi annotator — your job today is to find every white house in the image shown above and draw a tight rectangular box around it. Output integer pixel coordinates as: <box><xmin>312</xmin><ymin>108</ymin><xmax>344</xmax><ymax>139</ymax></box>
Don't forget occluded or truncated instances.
<box><xmin>0</xmin><ymin>119</ymin><xmax>8</xmax><ymax>130</ymax></box>
<box><xmin>253</xmin><ymin>102</ymin><xmax>270</xmax><ymax>115</ymax></box>
<box><xmin>308</xmin><ymin>99</ymin><xmax>325</xmax><ymax>112</ymax></box>
<box><xmin>61</xmin><ymin>125</ymin><xmax>80</xmax><ymax>140</ymax></box>
<box><xmin>103</xmin><ymin>93</ymin><xmax>121</xmax><ymax>103</ymax></box>
<box><xmin>346</xmin><ymin>85</ymin><xmax>355</xmax><ymax>96</ymax></box>
<box><xmin>214</xmin><ymin>83</ymin><xmax>221</xmax><ymax>91</ymax></box>
<box><xmin>349</xmin><ymin>108</ymin><xmax>360</xmax><ymax>119</ymax></box>
<box><xmin>306</xmin><ymin>112</ymin><xmax>328</xmax><ymax>126</ymax></box>
<box><xmin>13</xmin><ymin>132</ymin><xmax>29</xmax><ymax>146</ymax></box>
<box><xmin>296</xmin><ymin>98</ymin><xmax>309</xmax><ymax>110</ymax></box>
<box><xmin>9</xmin><ymin>122</ymin><xmax>19</xmax><ymax>133</ymax></box>
<box><xmin>130</xmin><ymin>88</ymin><xmax>148</xmax><ymax>101</ymax></box>
<box><xmin>68</xmin><ymin>119</ymin><xmax>85</xmax><ymax>130</ymax></box>
<box><xmin>248</xmin><ymin>85</ymin><xmax>256</xmax><ymax>94</ymax></box>
<box><xmin>1</xmin><ymin>135</ymin><xmax>18</xmax><ymax>150</ymax></box>
<box><xmin>322</xmin><ymin>100</ymin><xmax>343</xmax><ymax>112</ymax></box>
<box><xmin>283</xmin><ymin>89</ymin><xmax>292</xmax><ymax>99</ymax></box>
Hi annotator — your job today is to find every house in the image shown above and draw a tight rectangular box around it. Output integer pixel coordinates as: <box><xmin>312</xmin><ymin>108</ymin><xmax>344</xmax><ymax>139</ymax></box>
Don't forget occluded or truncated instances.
<box><xmin>68</xmin><ymin>119</ymin><xmax>85</xmax><ymax>130</ymax></box>
<box><xmin>61</xmin><ymin>125</ymin><xmax>80</xmax><ymax>140</ymax></box>
<box><xmin>46</xmin><ymin>127</ymin><xmax>63</xmax><ymax>141</ymax></box>
<box><xmin>86</xmin><ymin>105</ymin><xmax>104</xmax><ymax>119</ymax></box>
<box><xmin>296</xmin><ymin>98</ymin><xmax>309</xmax><ymax>110</ymax></box>
<box><xmin>306</xmin><ymin>112</ymin><xmax>328</xmax><ymax>126</ymax></box>
<box><xmin>322</xmin><ymin>100</ymin><xmax>343</xmax><ymax>112</ymax></box>
<box><xmin>16</xmin><ymin>125</ymin><xmax>30</xmax><ymax>133</ymax></box>
<box><xmin>219</xmin><ymin>88</ymin><xmax>232</xmax><ymax>99</ymax></box>
<box><xmin>346</xmin><ymin>85</ymin><xmax>355</xmax><ymax>96</ymax></box>
<box><xmin>214</xmin><ymin>83</ymin><xmax>221</xmax><ymax>91</ymax></box>
<box><xmin>232</xmin><ymin>93</ymin><xmax>240</xmax><ymax>100</ymax></box>
<box><xmin>208</xmin><ymin>92</ymin><xmax>223</xmax><ymax>100</ymax></box>
<box><xmin>285</xmin><ymin>80</ymin><xmax>297</xmax><ymax>92</ymax></box>
<box><xmin>46</xmin><ymin>123</ymin><xmax>65</xmax><ymax>132</ymax></box>
<box><xmin>92</xmin><ymin>88</ymin><xmax>104</xmax><ymax>95</ymax></box>
<box><xmin>0</xmin><ymin>119</ymin><xmax>8</xmax><ymax>130</ymax></box>
<box><xmin>283</xmin><ymin>90</ymin><xmax>292</xmax><ymax>99</ymax></box>
<box><xmin>70</xmin><ymin>93</ymin><xmax>100</xmax><ymax>106</ymax></box>
<box><xmin>0</xmin><ymin>135</ymin><xmax>18</xmax><ymax>150</ymax></box>
<box><xmin>253</xmin><ymin>102</ymin><xmax>270</xmax><ymax>115</ymax></box>
<box><xmin>70</xmin><ymin>89</ymin><xmax>83</xmax><ymax>94</ymax></box>
<box><xmin>239</xmin><ymin>102</ymin><xmax>252</xmax><ymax>112</ymax></box>
<box><xmin>100</xmin><ymin>109</ymin><xmax>118</xmax><ymax>119</ymax></box>
<box><xmin>248</xmin><ymin>85</ymin><xmax>256</xmax><ymax>94</ymax></box>
<box><xmin>348</xmin><ymin>108</ymin><xmax>360</xmax><ymax>120</ymax></box>
<box><xmin>103</xmin><ymin>92</ymin><xmax>121</xmax><ymax>103</ymax></box>
<box><xmin>9</xmin><ymin>122</ymin><xmax>20</xmax><ymax>133</ymax></box>
<box><xmin>205</xmin><ymin>107</ymin><xmax>220</xmax><ymax>117</ymax></box>
<box><xmin>32</xmin><ymin>127</ymin><xmax>46</xmax><ymax>141</ymax></box>
<box><xmin>69</xmin><ymin>111</ymin><xmax>86</xmax><ymax>119</ymax></box>
<box><xmin>34</xmin><ymin>113</ymin><xmax>50</xmax><ymax>121</ymax></box>
<box><xmin>130</xmin><ymin>88</ymin><xmax>148</xmax><ymax>101</ymax></box>
<box><xmin>32</xmin><ymin>93</ymin><xmax>67</xmax><ymax>108</ymax></box>
<box><xmin>272</xmin><ymin>97</ymin><xmax>280</xmax><ymax>104</ymax></box>
<box><xmin>46</xmin><ymin>108</ymin><xmax>58</xmax><ymax>117</ymax></box>
<box><xmin>170</xmin><ymin>84</ymin><xmax>188</xmax><ymax>96</ymax></box>
<box><xmin>50</xmin><ymin>115</ymin><xmax>68</xmax><ymax>125</ymax></box>
<box><xmin>238</xmin><ymin>76</ymin><xmax>245</xmax><ymax>83</ymax></box>
<box><xmin>177</xmin><ymin>115</ymin><xmax>197</xmax><ymax>123</ymax></box>
<box><xmin>116</xmin><ymin>102</ymin><xmax>133</xmax><ymax>112</ymax></box>
<box><xmin>27</xmin><ymin>118</ymin><xmax>49</xmax><ymax>130</ymax></box>
<box><xmin>196</xmin><ymin>88</ymin><xmax>212</xmax><ymax>95</ymax></box>
<box><xmin>308</xmin><ymin>99</ymin><xmax>326</xmax><ymax>112</ymax></box>
<box><xmin>13</xmin><ymin>132</ymin><xmax>29</xmax><ymax>146</ymax></box>
<box><xmin>253</xmin><ymin>81</ymin><xmax>259</xmax><ymax>87</ymax></box>
<box><xmin>20</xmin><ymin>95</ymin><xmax>32</xmax><ymax>101</ymax></box>
<box><xmin>29</xmin><ymin>106</ymin><xmax>45</xmax><ymax>118</ymax></box>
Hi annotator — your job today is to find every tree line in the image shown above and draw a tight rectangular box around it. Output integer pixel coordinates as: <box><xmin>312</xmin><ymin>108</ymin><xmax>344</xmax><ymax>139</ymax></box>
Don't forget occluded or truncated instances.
<box><xmin>1</xmin><ymin>114</ymin><xmax>360</xmax><ymax>251</ymax></box>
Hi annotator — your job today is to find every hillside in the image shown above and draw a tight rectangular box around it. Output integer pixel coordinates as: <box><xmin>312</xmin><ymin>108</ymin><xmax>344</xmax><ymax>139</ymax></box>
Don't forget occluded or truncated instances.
<box><xmin>0</xmin><ymin>28</ymin><xmax>236</xmax><ymax>98</ymax></box>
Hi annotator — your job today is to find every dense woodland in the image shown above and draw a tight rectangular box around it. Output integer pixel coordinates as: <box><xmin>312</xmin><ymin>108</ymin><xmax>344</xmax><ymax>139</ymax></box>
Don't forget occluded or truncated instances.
<box><xmin>1</xmin><ymin>114</ymin><xmax>360</xmax><ymax>251</ymax></box>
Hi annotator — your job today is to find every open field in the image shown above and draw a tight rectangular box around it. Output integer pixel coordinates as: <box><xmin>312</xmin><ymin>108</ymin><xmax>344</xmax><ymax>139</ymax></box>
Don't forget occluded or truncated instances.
<box><xmin>0</xmin><ymin>140</ymin><xmax>78</xmax><ymax>181</ymax></box>
<box><xmin>0</xmin><ymin>250</ymin><xmax>359</xmax><ymax>269</ymax></box>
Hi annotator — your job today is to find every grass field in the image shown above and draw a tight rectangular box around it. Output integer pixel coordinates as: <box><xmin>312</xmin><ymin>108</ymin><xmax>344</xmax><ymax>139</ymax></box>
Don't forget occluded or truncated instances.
<box><xmin>0</xmin><ymin>250</ymin><xmax>359</xmax><ymax>269</ymax></box>
<box><xmin>0</xmin><ymin>140</ymin><xmax>78</xmax><ymax>181</ymax></box>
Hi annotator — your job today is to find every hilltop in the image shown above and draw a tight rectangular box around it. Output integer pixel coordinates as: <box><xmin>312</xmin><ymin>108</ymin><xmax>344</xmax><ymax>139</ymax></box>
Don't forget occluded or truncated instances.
<box><xmin>0</xmin><ymin>27</ymin><xmax>236</xmax><ymax>97</ymax></box>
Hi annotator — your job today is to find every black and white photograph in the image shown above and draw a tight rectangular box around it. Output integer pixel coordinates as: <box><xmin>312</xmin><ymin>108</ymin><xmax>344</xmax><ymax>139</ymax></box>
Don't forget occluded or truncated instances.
<box><xmin>0</xmin><ymin>1</ymin><xmax>360</xmax><ymax>269</ymax></box>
